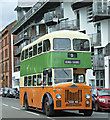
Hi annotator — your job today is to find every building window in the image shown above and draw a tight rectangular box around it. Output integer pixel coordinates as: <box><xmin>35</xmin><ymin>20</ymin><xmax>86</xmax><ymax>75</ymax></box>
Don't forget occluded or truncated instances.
<box><xmin>5</xmin><ymin>62</ymin><xmax>8</xmax><ymax>72</ymax></box>
<box><xmin>96</xmin><ymin>80</ymin><xmax>99</xmax><ymax>87</ymax></box>
<box><xmin>35</xmin><ymin>25</ymin><xmax>39</xmax><ymax>35</ymax></box>
<box><xmin>3</xmin><ymin>64</ymin><xmax>4</xmax><ymax>73</ymax></box>
<box><xmin>5</xmin><ymin>49</ymin><xmax>8</xmax><ymax>58</ymax></box>
<box><xmin>5</xmin><ymin>37</ymin><xmax>7</xmax><ymax>46</ymax></box>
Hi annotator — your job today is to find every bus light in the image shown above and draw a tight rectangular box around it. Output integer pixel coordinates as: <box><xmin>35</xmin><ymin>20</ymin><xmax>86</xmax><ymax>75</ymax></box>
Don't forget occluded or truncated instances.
<box><xmin>56</xmin><ymin>94</ymin><xmax>61</xmax><ymax>99</ymax></box>
<box><xmin>86</xmin><ymin>94</ymin><xmax>90</xmax><ymax>99</ymax></box>
<box><xmin>86</xmin><ymin>100</ymin><xmax>90</xmax><ymax>105</ymax></box>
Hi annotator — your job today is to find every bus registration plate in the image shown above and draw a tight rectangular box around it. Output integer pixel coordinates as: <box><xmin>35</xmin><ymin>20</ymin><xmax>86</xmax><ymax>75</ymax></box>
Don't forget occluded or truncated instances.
<box><xmin>69</xmin><ymin>101</ymin><xmax>79</xmax><ymax>104</ymax></box>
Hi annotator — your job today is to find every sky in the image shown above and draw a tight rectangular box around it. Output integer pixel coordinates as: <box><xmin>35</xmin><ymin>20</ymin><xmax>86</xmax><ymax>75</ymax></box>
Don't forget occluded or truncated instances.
<box><xmin>0</xmin><ymin>0</ymin><xmax>17</xmax><ymax>31</ymax></box>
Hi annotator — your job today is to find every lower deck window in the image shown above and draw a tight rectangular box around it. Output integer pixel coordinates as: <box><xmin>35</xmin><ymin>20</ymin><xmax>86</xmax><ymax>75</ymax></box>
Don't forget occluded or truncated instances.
<box><xmin>24</xmin><ymin>77</ymin><xmax>27</xmax><ymax>86</ymax></box>
<box><xmin>37</xmin><ymin>74</ymin><xmax>42</xmax><ymax>86</ymax></box>
<box><xmin>54</xmin><ymin>69</ymin><xmax>72</xmax><ymax>84</ymax></box>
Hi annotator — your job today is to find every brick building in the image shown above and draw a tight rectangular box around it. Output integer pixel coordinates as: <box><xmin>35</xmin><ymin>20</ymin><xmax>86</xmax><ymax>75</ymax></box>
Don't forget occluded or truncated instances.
<box><xmin>0</xmin><ymin>21</ymin><xmax>16</xmax><ymax>88</ymax></box>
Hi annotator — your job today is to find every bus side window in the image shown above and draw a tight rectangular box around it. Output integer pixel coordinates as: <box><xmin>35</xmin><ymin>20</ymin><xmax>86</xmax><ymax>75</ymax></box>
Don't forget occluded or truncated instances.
<box><xmin>33</xmin><ymin>44</ymin><xmax>37</xmax><ymax>56</ymax></box>
<box><xmin>37</xmin><ymin>74</ymin><xmax>42</xmax><ymax>86</ymax></box>
<box><xmin>33</xmin><ymin>75</ymin><xmax>37</xmax><ymax>86</ymax></box>
<box><xmin>43</xmin><ymin>70</ymin><xmax>48</xmax><ymax>86</ymax></box>
<box><xmin>21</xmin><ymin>51</ymin><xmax>24</xmax><ymax>60</ymax></box>
<box><xmin>28</xmin><ymin>76</ymin><xmax>32</xmax><ymax>86</ymax></box>
<box><xmin>25</xmin><ymin>49</ymin><xmax>28</xmax><ymax>59</ymax></box>
<box><xmin>48</xmin><ymin>69</ymin><xmax>52</xmax><ymax>86</ymax></box>
<box><xmin>29</xmin><ymin>47</ymin><xmax>33</xmax><ymax>58</ymax></box>
<box><xmin>38</xmin><ymin>42</ymin><xmax>42</xmax><ymax>54</ymax></box>
<box><xmin>24</xmin><ymin>77</ymin><xmax>27</xmax><ymax>86</ymax></box>
<box><xmin>43</xmin><ymin>39</ymin><xmax>50</xmax><ymax>52</ymax></box>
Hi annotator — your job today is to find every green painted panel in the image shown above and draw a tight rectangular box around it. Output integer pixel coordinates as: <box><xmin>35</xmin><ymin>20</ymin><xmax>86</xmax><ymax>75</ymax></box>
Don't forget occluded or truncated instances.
<box><xmin>20</xmin><ymin>51</ymin><xmax>92</xmax><ymax>76</ymax></box>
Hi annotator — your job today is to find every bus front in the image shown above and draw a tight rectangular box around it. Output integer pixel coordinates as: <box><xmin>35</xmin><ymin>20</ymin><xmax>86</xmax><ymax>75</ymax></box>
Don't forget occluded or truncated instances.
<box><xmin>49</xmin><ymin>32</ymin><xmax>93</xmax><ymax>116</ymax></box>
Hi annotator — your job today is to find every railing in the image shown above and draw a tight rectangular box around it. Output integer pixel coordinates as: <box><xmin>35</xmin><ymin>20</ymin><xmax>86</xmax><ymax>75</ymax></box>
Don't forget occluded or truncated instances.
<box><xmin>88</xmin><ymin>33</ymin><xmax>101</xmax><ymax>46</ymax></box>
<box><xmin>44</xmin><ymin>8</ymin><xmax>64</xmax><ymax>23</ymax></box>
<box><xmin>93</xmin><ymin>54</ymin><xmax>104</xmax><ymax>70</ymax></box>
<box><xmin>93</xmin><ymin>1</ymin><xmax>110</xmax><ymax>15</ymax></box>
<box><xmin>31</xmin><ymin>34</ymin><xmax>45</xmax><ymax>43</ymax></box>
<box><xmin>49</xmin><ymin>19</ymin><xmax>80</xmax><ymax>32</ymax></box>
<box><xmin>14</xmin><ymin>60</ymin><xmax>20</xmax><ymax>67</ymax></box>
<box><xmin>11</xmin><ymin>0</ymin><xmax>49</xmax><ymax>33</ymax></box>
<box><xmin>14</xmin><ymin>46</ymin><xmax>24</xmax><ymax>56</ymax></box>
<box><xmin>14</xmin><ymin>35</ymin><xmax>29</xmax><ymax>45</ymax></box>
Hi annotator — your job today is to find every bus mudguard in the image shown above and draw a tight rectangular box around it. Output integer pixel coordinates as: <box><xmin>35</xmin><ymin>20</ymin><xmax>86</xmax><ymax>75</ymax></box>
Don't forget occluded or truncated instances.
<box><xmin>42</xmin><ymin>92</ymin><xmax>54</xmax><ymax>110</ymax></box>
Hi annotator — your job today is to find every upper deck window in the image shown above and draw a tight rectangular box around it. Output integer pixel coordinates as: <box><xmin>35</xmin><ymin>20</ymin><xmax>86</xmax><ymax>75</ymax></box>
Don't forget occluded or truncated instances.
<box><xmin>21</xmin><ymin>51</ymin><xmax>24</xmax><ymax>61</ymax></box>
<box><xmin>25</xmin><ymin>49</ymin><xmax>28</xmax><ymax>59</ymax></box>
<box><xmin>53</xmin><ymin>38</ymin><xmax>71</xmax><ymax>50</ymax></box>
<box><xmin>33</xmin><ymin>44</ymin><xmax>37</xmax><ymax>56</ymax></box>
<box><xmin>73</xmin><ymin>39</ymin><xmax>90</xmax><ymax>51</ymax></box>
<box><xmin>43</xmin><ymin>39</ymin><xmax>50</xmax><ymax>52</ymax></box>
<box><xmin>38</xmin><ymin>42</ymin><xmax>42</xmax><ymax>54</ymax></box>
<box><xmin>29</xmin><ymin>47</ymin><xmax>33</xmax><ymax>58</ymax></box>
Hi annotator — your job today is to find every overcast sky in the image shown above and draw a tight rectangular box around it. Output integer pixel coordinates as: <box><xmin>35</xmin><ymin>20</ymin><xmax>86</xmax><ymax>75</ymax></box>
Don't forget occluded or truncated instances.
<box><xmin>0</xmin><ymin>0</ymin><xmax>17</xmax><ymax>31</ymax></box>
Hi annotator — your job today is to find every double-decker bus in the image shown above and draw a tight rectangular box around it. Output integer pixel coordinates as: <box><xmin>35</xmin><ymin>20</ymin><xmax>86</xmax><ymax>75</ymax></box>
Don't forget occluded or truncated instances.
<box><xmin>20</xmin><ymin>30</ymin><xmax>93</xmax><ymax>116</ymax></box>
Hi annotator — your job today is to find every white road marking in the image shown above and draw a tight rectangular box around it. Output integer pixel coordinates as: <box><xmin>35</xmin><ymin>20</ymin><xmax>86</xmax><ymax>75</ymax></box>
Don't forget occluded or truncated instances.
<box><xmin>11</xmin><ymin>106</ymin><xmax>21</xmax><ymax>110</ymax></box>
<box><xmin>47</xmin><ymin>117</ymin><xmax>55</xmax><ymax>120</ymax></box>
<box><xmin>25</xmin><ymin>111</ymin><xmax>40</xmax><ymax>116</ymax></box>
<box><xmin>2</xmin><ymin>104</ymin><xmax>8</xmax><ymax>107</ymax></box>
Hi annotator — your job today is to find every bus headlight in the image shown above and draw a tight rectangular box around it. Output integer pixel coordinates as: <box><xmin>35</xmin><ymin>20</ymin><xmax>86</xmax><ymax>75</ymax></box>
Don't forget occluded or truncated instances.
<box><xmin>86</xmin><ymin>94</ymin><xmax>90</xmax><ymax>99</ymax></box>
<box><xmin>99</xmin><ymin>98</ymin><xmax>105</xmax><ymax>103</ymax></box>
<box><xmin>56</xmin><ymin>94</ymin><xmax>61</xmax><ymax>99</ymax></box>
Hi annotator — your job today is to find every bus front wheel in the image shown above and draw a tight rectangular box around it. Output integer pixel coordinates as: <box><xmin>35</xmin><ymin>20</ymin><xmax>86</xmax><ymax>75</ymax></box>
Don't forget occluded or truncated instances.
<box><xmin>44</xmin><ymin>96</ymin><xmax>54</xmax><ymax>116</ymax></box>
<box><xmin>83</xmin><ymin>109</ymin><xmax>93</xmax><ymax>116</ymax></box>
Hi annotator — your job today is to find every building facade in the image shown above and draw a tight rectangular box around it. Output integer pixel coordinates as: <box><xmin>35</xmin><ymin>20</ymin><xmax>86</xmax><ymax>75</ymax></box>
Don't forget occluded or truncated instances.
<box><xmin>12</xmin><ymin>0</ymin><xmax>110</xmax><ymax>89</ymax></box>
<box><xmin>0</xmin><ymin>21</ymin><xmax>16</xmax><ymax>88</ymax></box>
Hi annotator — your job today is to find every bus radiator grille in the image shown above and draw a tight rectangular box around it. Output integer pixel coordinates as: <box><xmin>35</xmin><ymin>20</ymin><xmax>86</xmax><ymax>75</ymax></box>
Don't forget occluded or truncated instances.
<box><xmin>65</xmin><ymin>90</ymin><xmax>82</xmax><ymax>106</ymax></box>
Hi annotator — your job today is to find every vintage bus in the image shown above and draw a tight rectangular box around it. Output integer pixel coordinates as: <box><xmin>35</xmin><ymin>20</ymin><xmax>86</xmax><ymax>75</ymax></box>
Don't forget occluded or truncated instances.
<box><xmin>20</xmin><ymin>30</ymin><xmax>93</xmax><ymax>116</ymax></box>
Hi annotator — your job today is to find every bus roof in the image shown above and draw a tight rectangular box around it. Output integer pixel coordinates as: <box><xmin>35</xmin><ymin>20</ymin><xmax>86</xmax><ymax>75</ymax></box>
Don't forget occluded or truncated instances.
<box><xmin>22</xmin><ymin>30</ymin><xmax>90</xmax><ymax>51</ymax></box>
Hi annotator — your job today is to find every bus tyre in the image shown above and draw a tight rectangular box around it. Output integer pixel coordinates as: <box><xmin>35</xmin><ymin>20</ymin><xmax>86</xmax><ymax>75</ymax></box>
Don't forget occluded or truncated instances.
<box><xmin>24</xmin><ymin>97</ymin><xmax>29</xmax><ymax>111</ymax></box>
<box><xmin>84</xmin><ymin>109</ymin><xmax>93</xmax><ymax>116</ymax></box>
<box><xmin>44</xmin><ymin>97</ymin><xmax>54</xmax><ymax>116</ymax></box>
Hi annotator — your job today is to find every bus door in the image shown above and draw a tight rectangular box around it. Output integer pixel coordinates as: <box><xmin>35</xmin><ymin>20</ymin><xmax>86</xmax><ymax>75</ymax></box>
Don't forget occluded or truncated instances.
<box><xmin>43</xmin><ymin>69</ymin><xmax>52</xmax><ymax>89</ymax></box>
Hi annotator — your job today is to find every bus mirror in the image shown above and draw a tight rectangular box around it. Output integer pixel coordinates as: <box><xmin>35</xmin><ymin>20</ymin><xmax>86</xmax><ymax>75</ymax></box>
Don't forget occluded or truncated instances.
<box><xmin>48</xmin><ymin>69</ymin><xmax>52</xmax><ymax>77</ymax></box>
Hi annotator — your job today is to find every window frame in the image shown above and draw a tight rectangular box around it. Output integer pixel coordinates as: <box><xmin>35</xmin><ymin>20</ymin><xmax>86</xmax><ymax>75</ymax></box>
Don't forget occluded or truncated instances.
<box><xmin>73</xmin><ymin>38</ymin><xmax>90</xmax><ymax>51</ymax></box>
<box><xmin>25</xmin><ymin>49</ymin><xmax>29</xmax><ymax>59</ymax></box>
<box><xmin>74</xmin><ymin>74</ymin><xmax>85</xmax><ymax>83</ymax></box>
<box><xmin>29</xmin><ymin>47</ymin><xmax>33</xmax><ymax>58</ymax></box>
<box><xmin>53</xmin><ymin>38</ymin><xmax>71</xmax><ymax>51</ymax></box>
<box><xmin>38</xmin><ymin>42</ymin><xmax>42</xmax><ymax>54</ymax></box>
<box><xmin>21</xmin><ymin>51</ymin><xmax>24</xmax><ymax>61</ymax></box>
<box><xmin>33</xmin><ymin>44</ymin><xmax>37</xmax><ymax>56</ymax></box>
<box><xmin>43</xmin><ymin>39</ymin><xmax>50</xmax><ymax>52</ymax></box>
